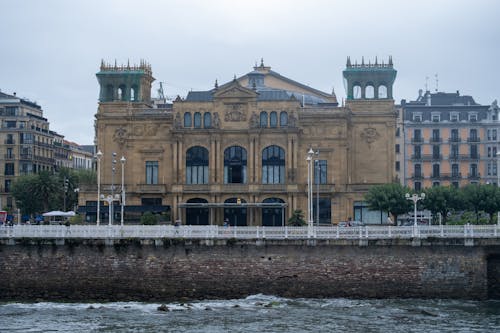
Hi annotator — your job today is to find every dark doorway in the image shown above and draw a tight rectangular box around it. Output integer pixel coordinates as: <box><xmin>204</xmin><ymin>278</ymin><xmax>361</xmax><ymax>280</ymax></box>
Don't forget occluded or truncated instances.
<box><xmin>262</xmin><ymin>198</ymin><xmax>285</xmax><ymax>226</ymax></box>
<box><xmin>185</xmin><ymin>198</ymin><xmax>209</xmax><ymax>225</ymax></box>
<box><xmin>224</xmin><ymin>197</ymin><xmax>247</xmax><ymax>226</ymax></box>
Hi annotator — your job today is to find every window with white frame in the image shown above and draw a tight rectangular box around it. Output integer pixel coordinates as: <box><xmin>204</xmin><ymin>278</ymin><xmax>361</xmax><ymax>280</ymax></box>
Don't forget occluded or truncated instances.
<box><xmin>413</xmin><ymin>113</ymin><xmax>422</xmax><ymax>122</ymax></box>
<box><xmin>450</xmin><ymin>112</ymin><xmax>459</xmax><ymax>122</ymax></box>
<box><xmin>469</xmin><ymin>113</ymin><xmax>478</xmax><ymax>122</ymax></box>
<box><xmin>431</xmin><ymin>113</ymin><xmax>440</xmax><ymax>122</ymax></box>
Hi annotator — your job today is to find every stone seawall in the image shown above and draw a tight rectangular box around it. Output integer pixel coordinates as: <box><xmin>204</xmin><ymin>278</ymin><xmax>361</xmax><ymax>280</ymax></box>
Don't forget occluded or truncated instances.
<box><xmin>1</xmin><ymin>239</ymin><xmax>499</xmax><ymax>301</ymax></box>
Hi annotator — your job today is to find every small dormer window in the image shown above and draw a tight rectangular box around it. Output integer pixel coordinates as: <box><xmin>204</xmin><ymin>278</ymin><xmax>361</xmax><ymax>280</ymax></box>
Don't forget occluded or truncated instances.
<box><xmin>413</xmin><ymin>113</ymin><xmax>422</xmax><ymax>122</ymax></box>
<box><xmin>469</xmin><ymin>113</ymin><xmax>478</xmax><ymax>122</ymax></box>
<box><xmin>450</xmin><ymin>112</ymin><xmax>459</xmax><ymax>122</ymax></box>
<box><xmin>431</xmin><ymin>113</ymin><xmax>440</xmax><ymax>122</ymax></box>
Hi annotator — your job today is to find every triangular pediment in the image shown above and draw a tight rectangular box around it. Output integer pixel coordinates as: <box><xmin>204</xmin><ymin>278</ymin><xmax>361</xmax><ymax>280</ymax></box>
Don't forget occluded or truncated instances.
<box><xmin>213</xmin><ymin>80</ymin><xmax>258</xmax><ymax>99</ymax></box>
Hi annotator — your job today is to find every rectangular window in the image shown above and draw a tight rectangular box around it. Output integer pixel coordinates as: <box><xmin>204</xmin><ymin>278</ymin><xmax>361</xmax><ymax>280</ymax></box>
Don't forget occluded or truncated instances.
<box><xmin>395</xmin><ymin>128</ymin><xmax>400</xmax><ymax>137</ymax></box>
<box><xmin>4</xmin><ymin>163</ymin><xmax>14</xmax><ymax>176</ymax></box>
<box><xmin>395</xmin><ymin>144</ymin><xmax>400</xmax><ymax>153</ymax></box>
<box><xmin>494</xmin><ymin>129</ymin><xmax>498</xmax><ymax>141</ymax></box>
<box><xmin>5</xmin><ymin>106</ymin><xmax>18</xmax><ymax>116</ymax></box>
<box><xmin>450</xmin><ymin>113</ymin><xmax>459</xmax><ymax>122</ymax></box>
<box><xmin>470</xmin><ymin>145</ymin><xmax>478</xmax><ymax>158</ymax></box>
<box><xmin>414</xmin><ymin>145</ymin><xmax>421</xmax><ymax>158</ymax></box>
<box><xmin>353</xmin><ymin>201</ymin><xmax>388</xmax><ymax>225</ymax></box>
<box><xmin>186</xmin><ymin>166</ymin><xmax>208</xmax><ymax>184</ymax></box>
<box><xmin>452</xmin><ymin>164</ymin><xmax>459</xmax><ymax>177</ymax></box>
<box><xmin>413</xmin><ymin>114</ymin><xmax>422</xmax><ymax>122</ymax></box>
<box><xmin>413</xmin><ymin>129</ymin><xmax>422</xmax><ymax>142</ymax></box>
<box><xmin>469</xmin><ymin>113</ymin><xmax>478</xmax><ymax>122</ymax></box>
<box><xmin>432</xmin><ymin>145</ymin><xmax>440</xmax><ymax>159</ymax></box>
<box><xmin>4</xmin><ymin>180</ymin><xmax>11</xmax><ymax>193</ymax></box>
<box><xmin>5</xmin><ymin>121</ymin><xmax>16</xmax><ymax>128</ymax></box>
<box><xmin>414</xmin><ymin>182</ymin><xmax>421</xmax><ymax>191</ymax></box>
<box><xmin>145</xmin><ymin>161</ymin><xmax>158</xmax><ymax>184</ymax></box>
<box><xmin>395</xmin><ymin>161</ymin><xmax>400</xmax><ymax>171</ymax></box>
<box><xmin>451</xmin><ymin>144</ymin><xmax>459</xmax><ymax>158</ymax></box>
<box><xmin>314</xmin><ymin>160</ymin><xmax>327</xmax><ymax>184</ymax></box>
<box><xmin>431</xmin><ymin>114</ymin><xmax>440</xmax><ymax>122</ymax></box>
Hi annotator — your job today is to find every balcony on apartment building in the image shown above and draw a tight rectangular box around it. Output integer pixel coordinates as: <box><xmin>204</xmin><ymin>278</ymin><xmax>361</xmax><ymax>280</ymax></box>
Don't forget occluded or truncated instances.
<box><xmin>411</xmin><ymin>137</ymin><xmax>423</xmax><ymax>143</ymax></box>
<box><xmin>468</xmin><ymin>172</ymin><xmax>480</xmax><ymax>180</ymax></box>
<box><xmin>467</xmin><ymin>137</ymin><xmax>480</xmax><ymax>143</ymax></box>
<box><xmin>448</xmin><ymin>137</ymin><xmax>462</xmax><ymax>143</ymax></box>
<box><xmin>448</xmin><ymin>154</ymin><xmax>480</xmax><ymax>161</ymax></box>
<box><xmin>430</xmin><ymin>137</ymin><xmax>442</xmax><ymax>143</ymax></box>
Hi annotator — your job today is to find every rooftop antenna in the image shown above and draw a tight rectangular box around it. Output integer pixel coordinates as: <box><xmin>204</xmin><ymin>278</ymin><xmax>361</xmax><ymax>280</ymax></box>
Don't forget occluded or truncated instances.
<box><xmin>158</xmin><ymin>82</ymin><xmax>165</xmax><ymax>100</ymax></box>
<box><xmin>435</xmin><ymin>73</ymin><xmax>439</xmax><ymax>92</ymax></box>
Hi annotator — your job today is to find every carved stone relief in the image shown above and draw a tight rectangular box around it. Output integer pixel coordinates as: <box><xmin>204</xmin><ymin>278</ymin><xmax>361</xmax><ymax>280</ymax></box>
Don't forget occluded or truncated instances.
<box><xmin>360</xmin><ymin>127</ymin><xmax>380</xmax><ymax>148</ymax></box>
<box><xmin>113</xmin><ymin>126</ymin><xmax>128</xmax><ymax>147</ymax></box>
<box><xmin>224</xmin><ymin>103</ymin><xmax>246</xmax><ymax>122</ymax></box>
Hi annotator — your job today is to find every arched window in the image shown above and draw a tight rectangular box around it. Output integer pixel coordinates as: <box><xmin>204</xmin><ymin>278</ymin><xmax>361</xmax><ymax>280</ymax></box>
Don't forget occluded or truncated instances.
<box><xmin>260</xmin><ymin>112</ymin><xmax>268</xmax><ymax>128</ymax></box>
<box><xmin>270</xmin><ymin>111</ymin><xmax>278</xmax><ymax>128</ymax></box>
<box><xmin>130</xmin><ymin>85</ymin><xmax>137</xmax><ymax>101</ymax></box>
<box><xmin>262</xmin><ymin>145</ymin><xmax>285</xmax><ymax>184</ymax></box>
<box><xmin>186</xmin><ymin>146</ymin><xmax>209</xmax><ymax>184</ymax></box>
<box><xmin>365</xmin><ymin>85</ymin><xmax>375</xmax><ymax>99</ymax></box>
<box><xmin>224</xmin><ymin>146</ymin><xmax>247</xmax><ymax>184</ymax></box>
<box><xmin>194</xmin><ymin>112</ymin><xmax>202</xmax><ymax>128</ymax></box>
<box><xmin>378</xmin><ymin>85</ymin><xmax>387</xmax><ymax>99</ymax></box>
<box><xmin>184</xmin><ymin>113</ymin><xmax>192</xmax><ymax>127</ymax></box>
<box><xmin>280</xmin><ymin>111</ymin><xmax>288</xmax><ymax>127</ymax></box>
<box><xmin>353</xmin><ymin>84</ymin><xmax>362</xmax><ymax>99</ymax></box>
<box><xmin>204</xmin><ymin>112</ymin><xmax>212</xmax><ymax>128</ymax></box>
<box><xmin>118</xmin><ymin>84</ymin><xmax>126</xmax><ymax>101</ymax></box>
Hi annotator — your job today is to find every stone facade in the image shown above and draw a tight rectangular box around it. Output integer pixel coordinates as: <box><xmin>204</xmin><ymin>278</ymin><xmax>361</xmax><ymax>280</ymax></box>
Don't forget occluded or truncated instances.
<box><xmin>79</xmin><ymin>58</ymin><xmax>397</xmax><ymax>225</ymax></box>
<box><xmin>0</xmin><ymin>239</ymin><xmax>498</xmax><ymax>301</ymax></box>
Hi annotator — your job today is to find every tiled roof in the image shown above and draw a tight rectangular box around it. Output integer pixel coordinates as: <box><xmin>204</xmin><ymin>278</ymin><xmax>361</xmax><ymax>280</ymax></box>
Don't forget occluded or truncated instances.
<box><xmin>185</xmin><ymin>91</ymin><xmax>214</xmax><ymax>102</ymax></box>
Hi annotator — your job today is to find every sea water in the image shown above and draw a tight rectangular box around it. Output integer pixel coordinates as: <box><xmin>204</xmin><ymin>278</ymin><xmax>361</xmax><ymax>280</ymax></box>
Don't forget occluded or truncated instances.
<box><xmin>0</xmin><ymin>295</ymin><xmax>499</xmax><ymax>332</ymax></box>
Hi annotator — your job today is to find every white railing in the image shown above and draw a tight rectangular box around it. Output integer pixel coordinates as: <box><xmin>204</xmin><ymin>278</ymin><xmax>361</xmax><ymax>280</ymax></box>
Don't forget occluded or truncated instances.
<box><xmin>0</xmin><ymin>224</ymin><xmax>499</xmax><ymax>240</ymax></box>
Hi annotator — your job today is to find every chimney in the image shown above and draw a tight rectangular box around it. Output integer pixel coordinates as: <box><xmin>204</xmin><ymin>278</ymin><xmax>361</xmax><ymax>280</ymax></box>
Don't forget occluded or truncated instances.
<box><xmin>426</xmin><ymin>92</ymin><xmax>431</xmax><ymax>106</ymax></box>
<box><xmin>13</xmin><ymin>92</ymin><xmax>16</xmax><ymax>96</ymax></box>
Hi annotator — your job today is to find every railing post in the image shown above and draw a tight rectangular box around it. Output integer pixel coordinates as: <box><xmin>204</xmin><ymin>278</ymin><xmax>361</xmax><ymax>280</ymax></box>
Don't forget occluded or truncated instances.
<box><xmin>440</xmin><ymin>224</ymin><xmax>444</xmax><ymax>237</ymax></box>
<box><xmin>388</xmin><ymin>225</ymin><xmax>392</xmax><ymax>238</ymax></box>
<box><xmin>256</xmin><ymin>226</ymin><xmax>259</xmax><ymax>239</ymax></box>
<box><xmin>336</xmin><ymin>226</ymin><xmax>339</xmax><ymax>239</ymax></box>
<box><xmin>285</xmin><ymin>226</ymin><xmax>288</xmax><ymax>239</ymax></box>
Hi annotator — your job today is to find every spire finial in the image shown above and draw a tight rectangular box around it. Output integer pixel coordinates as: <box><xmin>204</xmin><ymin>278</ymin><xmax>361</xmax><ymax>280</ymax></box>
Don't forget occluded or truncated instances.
<box><xmin>233</xmin><ymin>74</ymin><xmax>237</xmax><ymax>81</ymax></box>
<box><xmin>214</xmin><ymin>79</ymin><xmax>218</xmax><ymax>89</ymax></box>
<box><xmin>114</xmin><ymin>59</ymin><xmax>117</xmax><ymax>68</ymax></box>
<box><xmin>127</xmin><ymin>59</ymin><xmax>130</xmax><ymax>68</ymax></box>
<box><xmin>362</xmin><ymin>56</ymin><xmax>365</xmax><ymax>66</ymax></box>
<box><xmin>375</xmin><ymin>56</ymin><xmax>378</xmax><ymax>65</ymax></box>
<box><xmin>388</xmin><ymin>56</ymin><xmax>393</xmax><ymax>66</ymax></box>
<box><xmin>346</xmin><ymin>56</ymin><xmax>351</xmax><ymax>67</ymax></box>
<box><xmin>260</xmin><ymin>58</ymin><xmax>264</xmax><ymax>67</ymax></box>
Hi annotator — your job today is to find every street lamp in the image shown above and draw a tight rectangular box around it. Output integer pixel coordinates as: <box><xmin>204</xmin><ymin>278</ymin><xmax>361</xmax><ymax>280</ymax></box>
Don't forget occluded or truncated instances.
<box><xmin>101</xmin><ymin>194</ymin><xmax>120</xmax><ymax>226</ymax></box>
<box><xmin>314</xmin><ymin>150</ymin><xmax>320</xmax><ymax>226</ymax></box>
<box><xmin>63</xmin><ymin>177</ymin><xmax>69</xmax><ymax>211</ymax></box>
<box><xmin>405</xmin><ymin>192</ymin><xmax>426</xmax><ymax>227</ymax></box>
<box><xmin>307</xmin><ymin>148</ymin><xmax>314</xmax><ymax>236</ymax></box>
<box><xmin>111</xmin><ymin>152</ymin><xmax>117</xmax><ymax>224</ymax></box>
<box><xmin>96</xmin><ymin>150</ymin><xmax>103</xmax><ymax>225</ymax></box>
<box><xmin>120</xmin><ymin>156</ymin><xmax>126</xmax><ymax>226</ymax></box>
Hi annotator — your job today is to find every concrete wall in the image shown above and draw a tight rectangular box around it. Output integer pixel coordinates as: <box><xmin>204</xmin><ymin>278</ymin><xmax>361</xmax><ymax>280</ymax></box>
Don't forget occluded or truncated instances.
<box><xmin>1</xmin><ymin>239</ymin><xmax>499</xmax><ymax>301</ymax></box>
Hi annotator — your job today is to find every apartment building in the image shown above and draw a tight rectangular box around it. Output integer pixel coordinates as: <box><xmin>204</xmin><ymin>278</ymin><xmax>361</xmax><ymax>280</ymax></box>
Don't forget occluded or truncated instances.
<box><xmin>398</xmin><ymin>90</ymin><xmax>499</xmax><ymax>190</ymax></box>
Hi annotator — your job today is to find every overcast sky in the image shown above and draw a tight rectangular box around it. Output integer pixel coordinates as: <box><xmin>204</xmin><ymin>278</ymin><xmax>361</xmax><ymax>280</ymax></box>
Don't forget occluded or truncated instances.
<box><xmin>1</xmin><ymin>0</ymin><xmax>498</xmax><ymax>144</ymax></box>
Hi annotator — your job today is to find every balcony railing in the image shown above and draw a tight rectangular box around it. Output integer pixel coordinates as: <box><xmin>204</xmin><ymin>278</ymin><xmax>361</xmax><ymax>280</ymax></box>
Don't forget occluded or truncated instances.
<box><xmin>411</xmin><ymin>154</ymin><xmax>422</xmax><ymax>160</ymax></box>
<box><xmin>448</xmin><ymin>137</ymin><xmax>461</xmax><ymax>142</ymax></box>
<box><xmin>422</xmin><ymin>154</ymin><xmax>442</xmax><ymax>161</ymax></box>
<box><xmin>468</xmin><ymin>173</ymin><xmax>480</xmax><ymax>179</ymax></box>
<box><xmin>411</xmin><ymin>173</ymin><xmax>423</xmax><ymax>179</ymax></box>
<box><xmin>1</xmin><ymin>225</ymin><xmax>499</xmax><ymax>240</ymax></box>
<box><xmin>411</xmin><ymin>137</ymin><xmax>423</xmax><ymax>143</ymax></box>
<box><xmin>3</xmin><ymin>154</ymin><xmax>15</xmax><ymax>160</ymax></box>
<box><xmin>4</xmin><ymin>139</ymin><xmax>15</xmax><ymax>145</ymax></box>
<box><xmin>467</xmin><ymin>137</ymin><xmax>480</xmax><ymax>142</ymax></box>
<box><xmin>430</xmin><ymin>137</ymin><xmax>442</xmax><ymax>143</ymax></box>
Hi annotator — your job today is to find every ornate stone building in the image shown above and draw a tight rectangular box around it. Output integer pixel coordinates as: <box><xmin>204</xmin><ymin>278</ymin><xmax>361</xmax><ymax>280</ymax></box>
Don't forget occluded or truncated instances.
<box><xmin>78</xmin><ymin>58</ymin><xmax>397</xmax><ymax>225</ymax></box>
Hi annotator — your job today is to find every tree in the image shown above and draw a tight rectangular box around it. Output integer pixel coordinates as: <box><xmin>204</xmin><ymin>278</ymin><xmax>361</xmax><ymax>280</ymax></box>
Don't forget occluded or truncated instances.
<box><xmin>34</xmin><ymin>171</ymin><xmax>60</xmax><ymax>212</ymax></box>
<box><xmin>460</xmin><ymin>184</ymin><xmax>499</xmax><ymax>224</ymax></box>
<box><xmin>287</xmin><ymin>209</ymin><xmax>306</xmax><ymax>226</ymax></box>
<box><xmin>11</xmin><ymin>174</ymin><xmax>44</xmax><ymax>215</ymax></box>
<box><xmin>422</xmin><ymin>186</ymin><xmax>460</xmax><ymax>224</ymax></box>
<box><xmin>476</xmin><ymin>184</ymin><xmax>500</xmax><ymax>224</ymax></box>
<box><xmin>364</xmin><ymin>183</ymin><xmax>413</xmax><ymax>225</ymax></box>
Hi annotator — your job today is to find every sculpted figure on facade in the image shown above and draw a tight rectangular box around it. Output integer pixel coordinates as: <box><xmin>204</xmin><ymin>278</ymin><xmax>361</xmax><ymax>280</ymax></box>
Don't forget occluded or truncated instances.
<box><xmin>249</xmin><ymin>112</ymin><xmax>259</xmax><ymax>128</ymax></box>
<box><xmin>360</xmin><ymin>127</ymin><xmax>380</xmax><ymax>148</ymax></box>
<box><xmin>113</xmin><ymin>126</ymin><xmax>128</xmax><ymax>147</ymax></box>
<box><xmin>213</xmin><ymin>112</ymin><xmax>220</xmax><ymax>128</ymax></box>
<box><xmin>174</xmin><ymin>112</ymin><xmax>181</xmax><ymax>129</ymax></box>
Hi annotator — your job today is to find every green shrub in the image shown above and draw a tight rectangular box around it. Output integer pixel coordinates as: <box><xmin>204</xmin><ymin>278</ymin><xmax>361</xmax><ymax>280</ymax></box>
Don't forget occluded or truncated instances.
<box><xmin>141</xmin><ymin>212</ymin><xmax>158</xmax><ymax>225</ymax></box>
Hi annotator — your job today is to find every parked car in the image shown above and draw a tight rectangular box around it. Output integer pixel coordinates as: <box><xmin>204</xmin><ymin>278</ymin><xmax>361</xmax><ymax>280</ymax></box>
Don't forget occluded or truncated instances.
<box><xmin>338</xmin><ymin>220</ymin><xmax>364</xmax><ymax>227</ymax></box>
